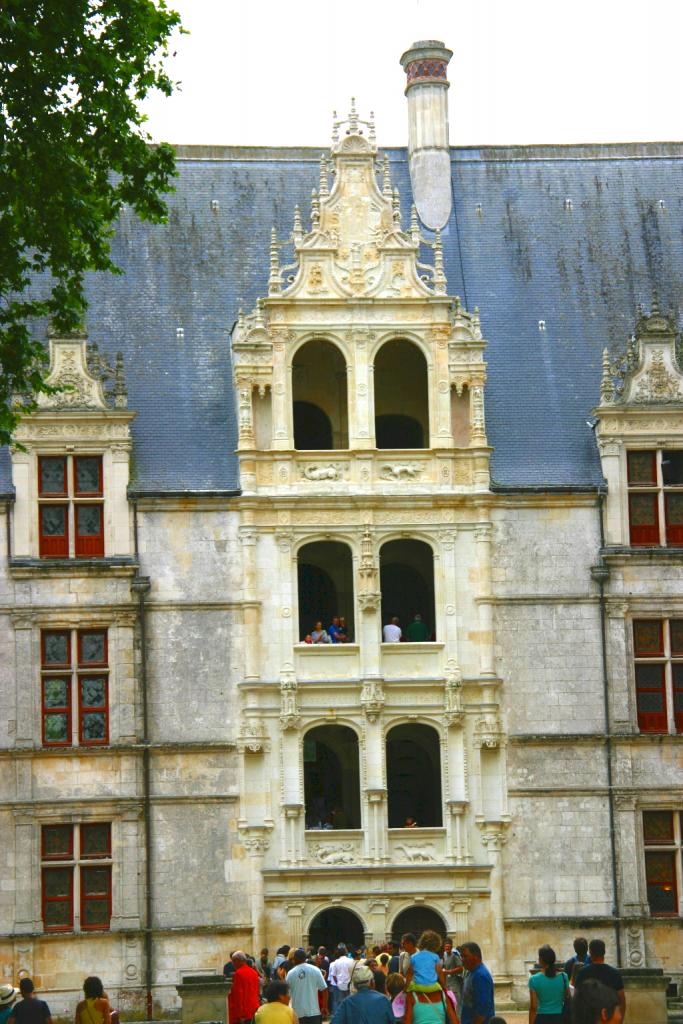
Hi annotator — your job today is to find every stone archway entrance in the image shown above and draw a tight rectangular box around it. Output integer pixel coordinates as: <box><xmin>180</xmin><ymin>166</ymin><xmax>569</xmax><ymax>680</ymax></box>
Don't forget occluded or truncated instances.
<box><xmin>391</xmin><ymin>906</ymin><xmax>447</xmax><ymax>942</ymax></box>
<box><xmin>308</xmin><ymin>907</ymin><xmax>365</xmax><ymax>951</ymax></box>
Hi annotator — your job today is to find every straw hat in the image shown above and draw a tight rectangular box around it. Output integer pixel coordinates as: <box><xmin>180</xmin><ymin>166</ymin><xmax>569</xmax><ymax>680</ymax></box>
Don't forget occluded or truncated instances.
<box><xmin>0</xmin><ymin>986</ymin><xmax>18</xmax><ymax>1008</ymax></box>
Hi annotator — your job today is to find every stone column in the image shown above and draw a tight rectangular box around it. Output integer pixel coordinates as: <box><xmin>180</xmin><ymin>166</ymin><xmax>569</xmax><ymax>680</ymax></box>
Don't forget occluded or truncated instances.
<box><xmin>109</xmin><ymin>445</ymin><xmax>132</xmax><ymax>555</ymax></box>
<box><xmin>365</xmin><ymin>789</ymin><xmax>388</xmax><ymax>863</ymax></box>
<box><xmin>10</xmin><ymin>450</ymin><xmax>31</xmax><ymax>556</ymax></box>
<box><xmin>12</xmin><ymin>615</ymin><xmax>35</xmax><ymax>747</ymax></box>
<box><xmin>447</xmin><ymin>801</ymin><xmax>470</xmax><ymax>864</ymax></box>
<box><xmin>474</xmin><ymin>523</ymin><xmax>495</xmax><ymax>677</ymax></box>
<box><xmin>605</xmin><ymin>602</ymin><xmax>632</xmax><ymax>732</ymax></box>
<box><xmin>113</xmin><ymin>615</ymin><xmax>137</xmax><ymax>742</ymax></box>
<box><xmin>439</xmin><ymin>529</ymin><xmax>458</xmax><ymax>653</ymax></box>
<box><xmin>597</xmin><ymin>438</ymin><xmax>624</xmax><ymax>545</ymax></box>
<box><xmin>13</xmin><ymin>814</ymin><xmax>40</xmax><ymax>932</ymax></box>
<box><xmin>367</xmin><ymin>899</ymin><xmax>389</xmax><ymax>946</ymax></box>
<box><xmin>282</xmin><ymin>803</ymin><xmax>304</xmax><ymax>866</ymax></box>
<box><xmin>433</xmin><ymin>329</ymin><xmax>453</xmax><ymax>444</ymax></box>
<box><xmin>448</xmin><ymin>897</ymin><xmax>471</xmax><ymax>945</ymax></box>
<box><xmin>271</xmin><ymin>338</ymin><xmax>291</xmax><ymax>451</ymax></box>
<box><xmin>285</xmin><ymin>902</ymin><xmax>306</xmax><ymax>947</ymax></box>
<box><xmin>348</xmin><ymin>329</ymin><xmax>373</xmax><ymax>449</ymax></box>
<box><xmin>241</xmin><ymin>831</ymin><xmax>270</xmax><ymax>952</ymax></box>
<box><xmin>239</xmin><ymin>524</ymin><xmax>261</xmax><ymax>680</ymax></box>
<box><xmin>112</xmin><ymin>808</ymin><xmax>142</xmax><ymax>929</ymax></box>
<box><xmin>479</xmin><ymin>825</ymin><xmax>510</xmax><ymax>981</ymax></box>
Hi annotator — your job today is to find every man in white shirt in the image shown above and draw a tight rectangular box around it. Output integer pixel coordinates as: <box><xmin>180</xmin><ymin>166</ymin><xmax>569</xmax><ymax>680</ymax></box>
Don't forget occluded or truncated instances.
<box><xmin>328</xmin><ymin>948</ymin><xmax>354</xmax><ymax>1016</ymax></box>
<box><xmin>287</xmin><ymin>949</ymin><xmax>327</xmax><ymax>1024</ymax></box>
<box><xmin>382</xmin><ymin>617</ymin><xmax>402</xmax><ymax>643</ymax></box>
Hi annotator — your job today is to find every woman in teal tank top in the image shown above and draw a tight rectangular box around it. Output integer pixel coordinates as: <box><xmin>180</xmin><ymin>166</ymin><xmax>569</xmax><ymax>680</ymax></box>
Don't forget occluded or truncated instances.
<box><xmin>528</xmin><ymin>946</ymin><xmax>569</xmax><ymax>1023</ymax></box>
<box><xmin>404</xmin><ymin>989</ymin><xmax>460</xmax><ymax>1024</ymax></box>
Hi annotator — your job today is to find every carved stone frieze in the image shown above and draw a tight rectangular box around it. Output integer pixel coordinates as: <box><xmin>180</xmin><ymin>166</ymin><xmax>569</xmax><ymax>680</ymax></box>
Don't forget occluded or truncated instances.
<box><xmin>379</xmin><ymin>463</ymin><xmax>423</xmax><ymax>481</ymax></box>
<box><xmin>393</xmin><ymin>842</ymin><xmax>437</xmax><ymax>863</ymax></box>
<box><xmin>598</xmin><ymin>297</ymin><xmax>683</xmax><ymax>408</ymax></box>
<box><xmin>300</xmin><ymin>463</ymin><xmax>347</xmax><ymax>482</ymax></box>
<box><xmin>309</xmin><ymin>842</ymin><xmax>359</xmax><ymax>865</ymax></box>
<box><xmin>360</xmin><ymin>679</ymin><xmax>385</xmax><ymax>721</ymax></box>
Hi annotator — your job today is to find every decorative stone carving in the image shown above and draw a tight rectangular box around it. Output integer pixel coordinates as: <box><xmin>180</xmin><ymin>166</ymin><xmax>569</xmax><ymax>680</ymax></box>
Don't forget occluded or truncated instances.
<box><xmin>238</xmin><ymin>719</ymin><xmax>268</xmax><ymax>753</ymax></box>
<box><xmin>598</xmin><ymin>297</ymin><xmax>682</xmax><ymax>407</ymax></box>
<box><xmin>380</xmin><ymin>463</ymin><xmax>423</xmax><ymax>480</ymax></box>
<box><xmin>358</xmin><ymin>527</ymin><xmax>381</xmax><ymax>612</ymax></box>
<box><xmin>473</xmin><ymin>712</ymin><xmax>505</xmax><ymax>748</ymax></box>
<box><xmin>360</xmin><ymin>679</ymin><xmax>385</xmax><ymax>721</ymax></box>
<box><xmin>394</xmin><ymin>843</ymin><xmax>437</xmax><ymax>862</ymax></box>
<box><xmin>625</xmin><ymin>924</ymin><xmax>645</xmax><ymax>968</ymax></box>
<box><xmin>34</xmin><ymin>332</ymin><xmax>127</xmax><ymax>411</ymax></box>
<box><xmin>311</xmin><ymin>842</ymin><xmax>358</xmax><ymax>865</ymax></box>
<box><xmin>302</xmin><ymin>464</ymin><xmax>344</xmax><ymax>481</ymax></box>
<box><xmin>279</xmin><ymin>665</ymin><xmax>300</xmax><ymax>730</ymax></box>
<box><xmin>444</xmin><ymin>661</ymin><xmax>464</xmax><ymax>726</ymax></box>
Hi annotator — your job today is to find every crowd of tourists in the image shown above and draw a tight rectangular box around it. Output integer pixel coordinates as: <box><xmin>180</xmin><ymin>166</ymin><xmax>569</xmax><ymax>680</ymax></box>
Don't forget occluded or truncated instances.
<box><xmin>224</xmin><ymin>933</ymin><xmax>625</xmax><ymax>1024</ymax></box>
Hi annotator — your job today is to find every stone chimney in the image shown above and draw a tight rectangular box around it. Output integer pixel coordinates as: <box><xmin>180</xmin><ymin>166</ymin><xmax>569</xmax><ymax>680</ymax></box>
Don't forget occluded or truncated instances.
<box><xmin>400</xmin><ymin>40</ymin><xmax>453</xmax><ymax>230</ymax></box>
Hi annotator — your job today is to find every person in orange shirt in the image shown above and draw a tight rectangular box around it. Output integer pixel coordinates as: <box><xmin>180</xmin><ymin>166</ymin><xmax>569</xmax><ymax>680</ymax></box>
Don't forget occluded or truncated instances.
<box><xmin>228</xmin><ymin>952</ymin><xmax>261</xmax><ymax>1024</ymax></box>
<box><xmin>74</xmin><ymin>978</ymin><xmax>111</xmax><ymax>1024</ymax></box>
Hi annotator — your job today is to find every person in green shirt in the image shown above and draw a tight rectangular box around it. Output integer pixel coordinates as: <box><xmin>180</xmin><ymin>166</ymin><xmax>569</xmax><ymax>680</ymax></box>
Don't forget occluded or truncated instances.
<box><xmin>406</xmin><ymin>614</ymin><xmax>430</xmax><ymax>642</ymax></box>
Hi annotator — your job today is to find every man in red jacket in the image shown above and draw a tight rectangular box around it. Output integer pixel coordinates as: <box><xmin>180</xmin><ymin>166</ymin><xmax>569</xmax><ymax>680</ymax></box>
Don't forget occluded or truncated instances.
<box><xmin>228</xmin><ymin>951</ymin><xmax>261</xmax><ymax>1024</ymax></box>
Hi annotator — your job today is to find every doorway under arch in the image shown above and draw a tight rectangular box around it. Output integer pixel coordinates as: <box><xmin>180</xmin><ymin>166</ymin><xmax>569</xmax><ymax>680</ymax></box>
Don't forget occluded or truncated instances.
<box><xmin>380</xmin><ymin>538</ymin><xmax>435</xmax><ymax>641</ymax></box>
<box><xmin>297</xmin><ymin>540</ymin><xmax>354</xmax><ymax>642</ymax></box>
<box><xmin>303</xmin><ymin>724</ymin><xmax>361</xmax><ymax>829</ymax></box>
<box><xmin>391</xmin><ymin>906</ymin><xmax>447</xmax><ymax>942</ymax></box>
<box><xmin>293</xmin><ymin>339</ymin><xmax>348</xmax><ymax>449</ymax></box>
<box><xmin>386</xmin><ymin>723</ymin><xmax>443</xmax><ymax>827</ymax></box>
<box><xmin>308</xmin><ymin>907</ymin><xmax>365</xmax><ymax>951</ymax></box>
<box><xmin>374</xmin><ymin>339</ymin><xmax>429</xmax><ymax>449</ymax></box>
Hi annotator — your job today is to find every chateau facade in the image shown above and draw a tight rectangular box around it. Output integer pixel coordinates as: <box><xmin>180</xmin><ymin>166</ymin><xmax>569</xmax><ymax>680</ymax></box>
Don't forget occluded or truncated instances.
<box><xmin>1</xmin><ymin>42</ymin><xmax>681</xmax><ymax>1016</ymax></box>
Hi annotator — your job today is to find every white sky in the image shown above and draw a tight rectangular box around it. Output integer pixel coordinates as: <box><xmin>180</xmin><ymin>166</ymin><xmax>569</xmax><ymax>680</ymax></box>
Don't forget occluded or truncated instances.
<box><xmin>141</xmin><ymin>0</ymin><xmax>683</xmax><ymax>148</ymax></box>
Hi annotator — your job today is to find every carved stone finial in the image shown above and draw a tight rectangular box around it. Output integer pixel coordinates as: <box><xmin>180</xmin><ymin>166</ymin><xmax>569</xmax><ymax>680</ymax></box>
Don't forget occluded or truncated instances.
<box><xmin>433</xmin><ymin>228</ymin><xmax>447</xmax><ymax>294</ymax></box>
<box><xmin>331</xmin><ymin>110</ymin><xmax>340</xmax><ymax>144</ymax></box>
<box><xmin>254</xmin><ymin>297</ymin><xmax>265</xmax><ymax>328</ymax></box>
<box><xmin>348</xmin><ymin>96</ymin><xmax>359</xmax><ymax>134</ymax></box>
<box><xmin>410</xmin><ymin>203</ymin><xmax>420</xmax><ymax>245</ymax></box>
<box><xmin>600</xmin><ymin>347</ymin><xmax>614</xmax><ymax>404</ymax></box>
<box><xmin>268</xmin><ymin>227</ymin><xmax>282</xmax><ymax>296</ymax></box>
<box><xmin>651</xmin><ymin>288</ymin><xmax>660</xmax><ymax>316</ymax></box>
<box><xmin>311</xmin><ymin>189</ymin><xmax>320</xmax><ymax>229</ymax></box>
<box><xmin>113</xmin><ymin>352</ymin><xmax>128</xmax><ymax>408</ymax></box>
<box><xmin>319</xmin><ymin>152</ymin><xmax>329</xmax><ymax>198</ymax></box>
<box><xmin>392</xmin><ymin>187</ymin><xmax>401</xmax><ymax>228</ymax></box>
<box><xmin>383</xmin><ymin>154</ymin><xmax>392</xmax><ymax>197</ymax></box>
<box><xmin>368</xmin><ymin>111</ymin><xmax>376</xmax><ymax>144</ymax></box>
<box><xmin>292</xmin><ymin>205</ymin><xmax>303</xmax><ymax>246</ymax></box>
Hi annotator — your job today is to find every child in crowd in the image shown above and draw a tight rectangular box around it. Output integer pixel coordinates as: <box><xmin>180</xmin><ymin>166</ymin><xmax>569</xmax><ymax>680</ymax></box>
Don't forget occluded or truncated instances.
<box><xmin>404</xmin><ymin>930</ymin><xmax>447</xmax><ymax>993</ymax></box>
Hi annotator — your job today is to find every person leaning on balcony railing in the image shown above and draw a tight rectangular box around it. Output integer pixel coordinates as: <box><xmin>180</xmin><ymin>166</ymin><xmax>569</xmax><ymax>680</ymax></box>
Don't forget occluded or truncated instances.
<box><xmin>311</xmin><ymin>621</ymin><xmax>332</xmax><ymax>643</ymax></box>
<box><xmin>383</xmin><ymin>617</ymin><xmax>402</xmax><ymax>642</ymax></box>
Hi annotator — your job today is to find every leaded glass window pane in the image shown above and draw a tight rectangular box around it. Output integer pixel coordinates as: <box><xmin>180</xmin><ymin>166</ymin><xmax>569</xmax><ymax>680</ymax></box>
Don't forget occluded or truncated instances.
<box><xmin>645</xmin><ymin>852</ymin><xmax>677</xmax><ymax>913</ymax></box>
<box><xmin>636</xmin><ymin>690</ymin><xmax>664</xmax><ymax>712</ymax></box>
<box><xmin>82</xmin><ymin>824</ymin><xmax>110</xmax><ymax>858</ymax></box>
<box><xmin>75</xmin><ymin>457</ymin><xmax>101</xmax><ymax>494</ymax></box>
<box><xmin>81</xmin><ymin>712</ymin><xmax>106</xmax><ymax>741</ymax></box>
<box><xmin>43</xmin><ymin>632</ymin><xmax>69</xmax><ymax>666</ymax></box>
<box><xmin>633</xmin><ymin>620</ymin><xmax>663</xmax><ymax>657</ymax></box>
<box><xmin>80</xmin><ymin>677</ymin><xmax>105</xmax><ymax>707</ymax></box>
<box><xmin>76</xmin><ymin>505</ymin><xmax>102</xmax><ymax>536</ymax></box>
<box><xmin>44</xmin><ymin>900</ymin><xmax>72</xmax><ymax>928</ymax></box>
<box><xmin>82</xmin><ymin>866</ymin><xmax>110</xmax><ymax>896</ymax></box>
<box><xmin>627</xmin><ymin>450</ymin><xmax>656</xmax><ymax>484</ymax></box>
<box><xmin>42</xmin><ymin>826</ymin><xmax>72</xmax><ymax>858</ymax></box>
<box><xmin>44</xmin><ymin>713</ymin><xmax>69</xmax><ymax>743</ymax></box>
<box><xmin>44</xmin><ymin>678</ymin><xmax>68</xmax><ymax>707</ymax></box>
<box><xmin>40</xmin><ymin>457</ymin><xmax>67</xmax><ymax>494</ymax></box>
<box><xmin>630</xmin><ymin>493</ymin><xmax>658</xmax><ymax>525</ymax></box>
<box><xmin>44</xmin><ymin>867</ymin><xmax>71</xmax><ymax>897</ymax></box>
<box><xmin>643</xmin><ymin>811</ymin><xmax>674</xmax><ymax>844</ymax></box>
<box><xmin>671</xmin><ymin>620</ymin><xmax>683</xmax><ymax>656</ymax></box>
<box><xmin>79</xmin><ymin>632</ymin><xmax>105</xmax><ymax>665</ymax></box>
<box><xmin>40</xmin><ymin>505</ymin><xmax>67</xmax><ymax>536</ymax></box>
<box><xmin>635</xmin><ymin>663</ymin><xmax>665</xmax><ymax>690</ymax></box>
<box><xmin>82</xmin><ymin>899</ymin><xmax>110</xmax><ymax>927</ymax></box>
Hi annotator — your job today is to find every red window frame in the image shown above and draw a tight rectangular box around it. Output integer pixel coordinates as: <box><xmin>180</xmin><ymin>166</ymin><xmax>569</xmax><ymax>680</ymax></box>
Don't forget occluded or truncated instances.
<box><xmin>77</xmin><ymin>630</ymin><xmax>108</xmax><ymax>667</ymax></box>
<box><xmin>42</xmin><ymin>865</ymin><xmax>74</xmax><ymax>932</ymax></box>
<box><xmin>42</xmin><ymin>630</ymin><xmax>72</xmax><ymax>668</ymax></box>
<box><xmin>73</xmin><ymin>456</ymin><xmax>103</xmax><ymax>497</ymax></box>
<box><xmin>81</xmin><ymin>823</ymin><xmax>112</xmax><ymax>859</ymax></box>
<box><xmin>42</xmin><ymin>676</ymin><xmax>72</xmax><ymax>747</ymax></box>
<box><xmin>634</xmin><ymin>663</ymin><xmax>668</xmax><ymax>733</ymax></box>
<box><xmin>80</xmin><ymin>864</ymin><xmax>112</xmax><ymax>931</ymax></box>
<box><xmin>39</xmin><ymin>503</ymin><xmax>69</xmax><ymax>558</ymax></box>
<box><xmin>41</xmin><ymin>824</ymin><xmax>74</xmax><ymax>861</ymax></box>
<box><xmin>628</xmin><ymin>492</ymin><xmax>660</xmax><ymax>546</ymax></box>
<box><xmin>38</xmin><ymin>456</ymin><xmax>67</xmax><ymax>496</ymax></box>
<box><xmin>75</xmin><ymin>504</ymin><xmax>104</xmax><ymax>557</ymax></box>
<box><xmin>77</xmin><ymin>676</ymin><xmax>109</xmax><ymax>746</ymax></box>
<box><xmin>645</xmin><ymin>850</ymin><xmax>678</xmax><ymax>917</ymax></box>
<box><xmin>664</xmin><ymin>492</ymin><xmax>683</xmax><ymax>546</ymax></box>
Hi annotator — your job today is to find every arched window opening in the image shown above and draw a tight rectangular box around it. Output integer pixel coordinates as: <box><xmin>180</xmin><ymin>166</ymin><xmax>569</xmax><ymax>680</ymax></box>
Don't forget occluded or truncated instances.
<box><xmin>374</xmin><ymin>340</ymin><xmax>429</xmax><ymax>449</ymax></box>
<box><xmin>391</xmin><ymin>906</ymin><xmax>447</xmax><ymax>943</ymax></box>
<box><xmin>304</xmin><ymin>725</ymin><xmax>361</xmax><ymax>829</ymax></box>
<box><xmin>308</xmin><ymin>907</ymin><xmax>365</xmax><ymax>951</ymax></box>
<box><xmin>293</xmin><ymin>340</ymin><xmax>348</xmax><ymax>450</ymax></box>
<box><xmin>298</xmin><ymin>541</ymin><xmax>354</xmax><ymax>643</ymax></box>
<box><xmin>386</xmin><ymin>723</ymin><xmax>443</xmax><ymax>827</ymax></box>
<box><xmin>380</xmin><ymin>539</ymin><xmax>435</xmax><ymax>642</ymax></box>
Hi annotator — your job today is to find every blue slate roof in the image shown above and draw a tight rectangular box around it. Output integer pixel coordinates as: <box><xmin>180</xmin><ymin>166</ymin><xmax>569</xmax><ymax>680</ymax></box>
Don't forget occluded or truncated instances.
<box><xmin>2</xmin><ymin>141</ymin><xmax>682</xmax><ymax>494</ymax></box>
